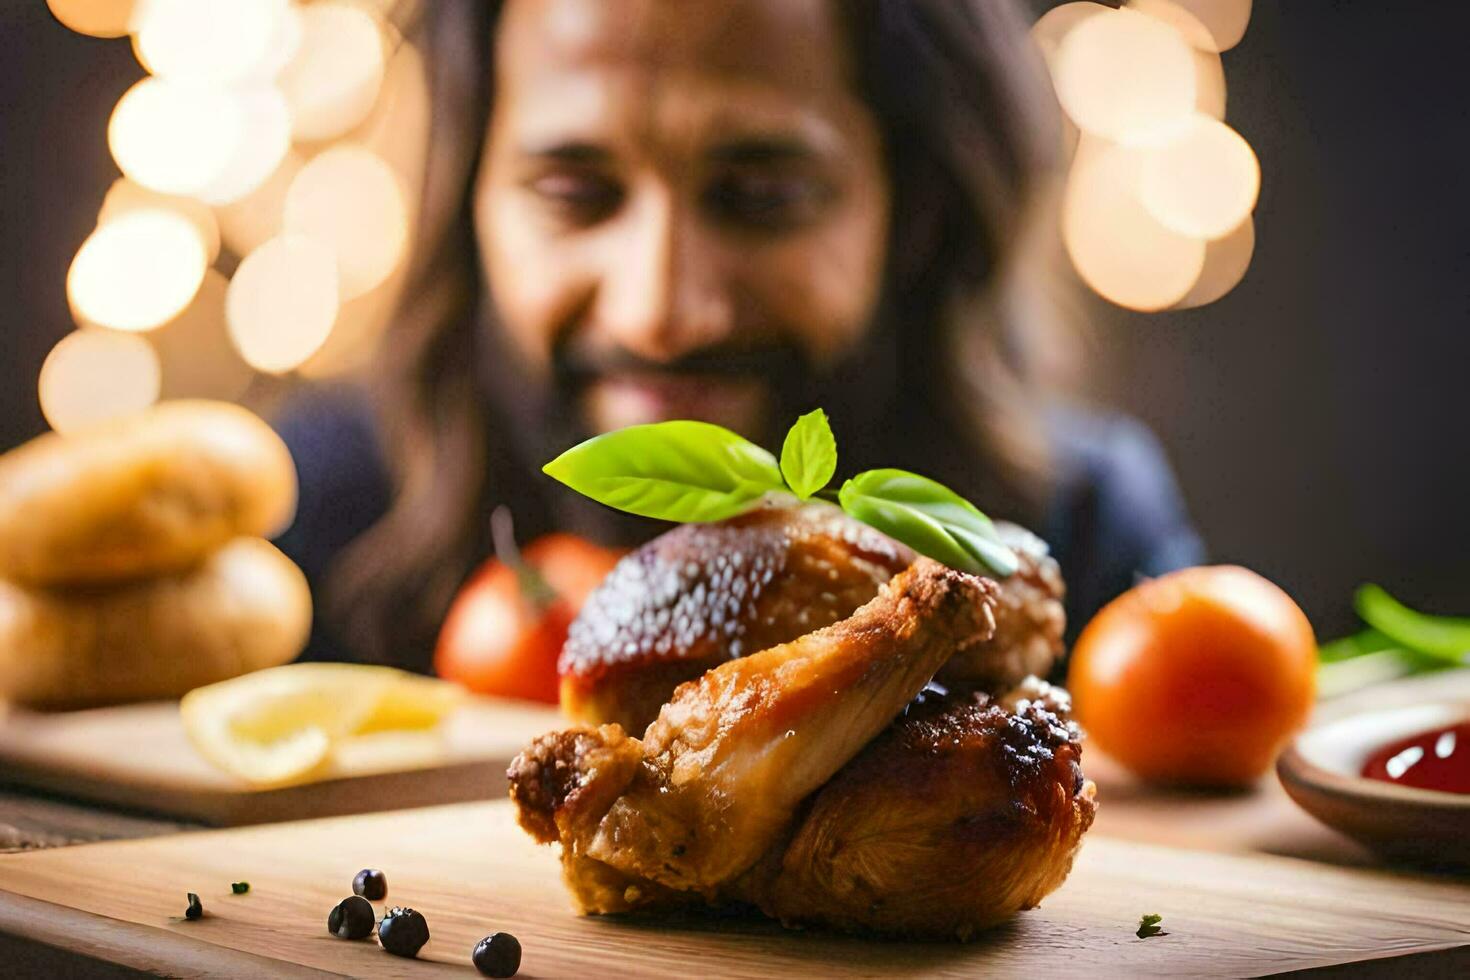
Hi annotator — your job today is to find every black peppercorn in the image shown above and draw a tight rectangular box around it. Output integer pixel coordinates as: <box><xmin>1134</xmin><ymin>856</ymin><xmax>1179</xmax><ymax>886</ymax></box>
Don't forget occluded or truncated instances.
<box><xmin>352</xmin><ymin>868</ymin><xmax>387</xmax><ymax>901</ymax></box>
<box><xmin>184</xmin><ymin>893</ymin><xmax>203</xmax><ymax>920</ymax></box>
<box><xmin>378</xmin><ymin>907</ymin><xmax>429</xmax><ymax>958</ymax></box>
<box><xmin>473</xmin><ymin>932</ymin><xmax>522</xmax><ymax>978</ymax></box>
<box><xmin>327</xmin><ymin>895</ymin><xmax>375</xmax><ymax>940</ymax></box>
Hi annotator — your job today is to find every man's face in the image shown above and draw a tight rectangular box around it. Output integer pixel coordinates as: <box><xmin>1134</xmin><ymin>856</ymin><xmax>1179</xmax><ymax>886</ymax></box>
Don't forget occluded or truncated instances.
<box><xmin>475</xmin><ymin>0</ymin><xmax>890</xmax><ymax>443</ymax></box>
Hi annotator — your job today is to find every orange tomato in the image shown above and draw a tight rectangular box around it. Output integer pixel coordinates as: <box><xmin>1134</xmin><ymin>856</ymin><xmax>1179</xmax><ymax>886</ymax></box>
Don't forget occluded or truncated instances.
<box><xmin>434</xmin><ymin>534</ymin><xmax>624</xmax><ymax>702</ymax></box>
<box><xmin>1067</xmin><ymin>565</ymin><xmax>1316</xmax><ymax>787</ymax></box>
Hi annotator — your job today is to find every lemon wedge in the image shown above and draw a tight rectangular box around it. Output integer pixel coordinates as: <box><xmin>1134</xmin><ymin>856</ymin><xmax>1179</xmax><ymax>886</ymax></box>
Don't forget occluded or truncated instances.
<box><xmin>180</xmin><ymin>664</ymin><xmax>464</xmax><ymax>787</ymax></box>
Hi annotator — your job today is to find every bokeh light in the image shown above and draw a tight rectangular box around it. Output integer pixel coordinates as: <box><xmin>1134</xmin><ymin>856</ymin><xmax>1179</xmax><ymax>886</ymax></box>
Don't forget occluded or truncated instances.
<box><xmin>129</xmin><ymin>30</ymin><xmax>155</xmax><ymax>73</ymax></box>
<box><xmin>1064</xmin><ymin>141</ymin><xmax>1206</xmax><ymax>311</ymax></box>
<box><xmin>45</xmin><ymin>0</ymin><xmax>138</xmax><ymax>39</ymax></box>
<box><xmin>349</xmin><ymin>42</ymin><xmax>430</xmax><ymax>195</ymax></box>
<box><xmin>1037</xmin><ymin>1</ymin><xmax>1255</xmax><ymax>310</ymax></box>
<box><xmin>98</xmin><ymin>177</ymin><xmax>220</xmax><ymax>264</ymax></box>
<box><xmin>108</xmin><ymin>78</ymin><xmax>243</xmax><ymax>197</ymax></box>
<box><xmin>284</xmin><ymin>146</ymin><xmax>408</xmax><ymax>300</ymax></box>
<box><xmin>297</xmin><ymin>44</ymin><xmax>427</xmax><ymax>378</ymax></box>
<box><xmin>245</xmin><ymin>2</ymin><xmax>303</xmax><ymax>83</ymax></box>
<box><xmin>276</xmin><ymin>3</ymin><xmax>386</xmax><ymax>143</ymax></box>
<box><xmin>195</xmin><ymin>87</ymin><xmax>292</xmax><ymax>206</ymax></box>
<box><xmin>132</xmin><ymin>0</ymin><xmax>290</xmax><ymax>85</ymax></box>
<box><xmin>68</xmin><ymin>209</ymin><xmax>207</xmax><ymax>332</ymax></box>
<box><xmin>1030</xmin><ymin>2</ymin><xmax>1104</xmax><ymax>71</ymax></box>
<box><xmin>1055</xmin><ymin>8</ymin><xmax>1197</xmax><ymax>146</ymax></box>
<box><xmin>149</xmin><ymin>270</ymin><xmax>255</xmax><ymax>401</ymax></box>
<box><xmin>1140</xmin><ymin>115</ymin><xmax>1260</xmax><ymax>239</ymax></box>
<box><xmin>1174</xmin><ymin>217</ymin><xmax>1255</xmax><ymax>309</ymax></box>
<box><xmin>1030</xmin><ymin>1</ymin><xmax>1102</xmax><ymax>161</ymax></box>
<box><xmin>216</xmin><ymin>150</ymin><xmax>302</xmax><ymax>258</ymax></box>
<box><xmin>1128</xmin><ymin>0</ymin><xmax>1216</xmax><ymax>53</ymax></box>
<box><xmin>226</xmin><ymin>235</ymin><xmax>340</xmax><ymax>374</ymax></box>
<box><xmin>40</xmin><ymin>330</ymin><xmax>161</xmax><ymax>434</ymax></box>
<box><xmin>1165</xmin><ymin>0</ymin><xmax>1252</xmax><ymax>52</ymax></box>
<box><xmin>298</xmin><ymin>253</ymin><xmax>408</xmax><ymax>379</ymax></box>
<box><xmin>1193</xmin><ymin>49</ymin><xmax>1227</xmax><ymax>119</ymax></box>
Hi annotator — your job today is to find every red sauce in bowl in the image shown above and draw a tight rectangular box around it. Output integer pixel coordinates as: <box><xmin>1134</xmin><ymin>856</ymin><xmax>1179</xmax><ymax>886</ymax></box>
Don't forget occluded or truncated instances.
<box><xmin>1361</xmin><ymin>720</ymin><xmax>1470</xmax><ymax>794</ymax></box>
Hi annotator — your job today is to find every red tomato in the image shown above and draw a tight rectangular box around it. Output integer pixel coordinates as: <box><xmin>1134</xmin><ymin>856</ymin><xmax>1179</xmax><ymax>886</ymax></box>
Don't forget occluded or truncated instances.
<box><xmin>434</xmin><ymin>534</ymin><xmax>624</xmax><ymax>702</ymax></box>
<box><xmin>1068</xmin><ymin>565</ymin><xmax>1317</xmax><ymax>786</ymax></box>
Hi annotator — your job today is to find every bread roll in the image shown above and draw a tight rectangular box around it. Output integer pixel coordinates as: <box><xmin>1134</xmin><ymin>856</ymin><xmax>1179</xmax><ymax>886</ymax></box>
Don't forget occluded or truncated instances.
<box><xmin>0</xmin><ymin>538</ymin><xmax>311</xmax><ymax>709</ymax></box>
<box><xmin>0</xmin><ymin>401</ymin><xmax>297</xmax><ymax>586</ymax></box>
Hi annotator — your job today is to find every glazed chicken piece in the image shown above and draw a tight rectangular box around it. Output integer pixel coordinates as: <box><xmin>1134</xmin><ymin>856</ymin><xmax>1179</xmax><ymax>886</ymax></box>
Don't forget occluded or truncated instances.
<box><xmin>733</xmin><ymin>678</ymin><xmax>1096</xmax><ymax>939</ymax></box>
<box><xmin>558</xmin><ymin>504</ymin><xmax>913</xmax><ymax>731</ymax></box>
<box><xmin>510</xmin><ymin>559</ymin><xmax>998</xmax><ymax>900</ymax></box>
<box><xmin>560</xmin><ymin>504</ymin><xmax>1064</xmax><ymax>733</ymax></box>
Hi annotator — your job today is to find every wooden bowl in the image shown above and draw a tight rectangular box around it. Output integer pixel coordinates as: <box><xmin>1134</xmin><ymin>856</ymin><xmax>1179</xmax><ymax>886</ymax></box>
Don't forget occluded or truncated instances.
<box><xmin>1277</xmin><ymin>701</ymin><xmax>1470</xmax><ymax>871</ymax></box>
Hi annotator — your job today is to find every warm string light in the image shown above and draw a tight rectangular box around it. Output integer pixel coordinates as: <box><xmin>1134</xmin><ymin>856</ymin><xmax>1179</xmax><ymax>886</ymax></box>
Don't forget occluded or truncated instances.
<box><xmin>1065</xmin><ymin>142</ymin><xmax>1206</xmax><ymax>311</ymax></box>
<box><xmin>39</xmin><ymin>330</ymin><xmax>161</xmax><ymax>434</ymax></box>
<box><xmin>1036</xmin><ymin>0</ymin><xmax>1258</xmax><ymax>312</ymax></box>
<box><xmin>99</xmin><ymin>178</ymin><xmax>221</xmax><ymax>264</ymax></box>
<box><xmin>43</xmin><ymin>0</ymin><xmax>423</xmax><ymax>432</ymax></box>
<box><xmin>276</xmin><ymin>3</ymin><xmax>387</xmax><ymax>142</ymax></box>
<box><xmin>226</xmin><ymin>234</ymin><xmax>341</xmax><ymax>373</ymax></box>
<box><xmin>133</xmin><ymin>0</ymin><xmax>290</xmax><ymax>85</ymax></box>
<box><xmin>68</xmin><ymin>209</ymin><xmax>207</xmax><ymax>331</ymax></box>
<box><xmin>293</xmin><ymin>40</ymin><xmax>431</xmax><ymax>379</ymax></box>
<box><xmin>45</xmin><ymin>0</ymin><xmax>138</xmax><ymax>39</ymax></box>
<box><xmin>283</xmin><ymin>146</ymin><xmax>409</xmax><ymax>300</ymax></box>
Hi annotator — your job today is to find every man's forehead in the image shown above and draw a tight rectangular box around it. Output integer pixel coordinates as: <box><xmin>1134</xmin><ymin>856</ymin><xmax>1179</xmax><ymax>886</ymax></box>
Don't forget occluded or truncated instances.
<box><xmin>496</xmin><ymin>0</ymin><xmax>851</xmax><ymax>98</ymax></box>
<box><xmin>496</xmin><ymin>76</ymin><xmax>850</xmax><ymax>165</ymax></box>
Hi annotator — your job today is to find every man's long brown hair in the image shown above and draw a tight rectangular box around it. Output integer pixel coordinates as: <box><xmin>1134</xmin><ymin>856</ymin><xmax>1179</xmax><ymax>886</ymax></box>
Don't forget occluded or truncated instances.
<box><xmin>328</xmin><ymin>0</ymin><xmax>1070</xmax><ymax>668</ymax></box>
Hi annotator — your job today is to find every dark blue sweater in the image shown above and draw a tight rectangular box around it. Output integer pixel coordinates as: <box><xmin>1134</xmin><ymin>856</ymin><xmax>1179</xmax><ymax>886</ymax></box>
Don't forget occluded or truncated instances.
<box><xmin>272</xmin><ymin>392</ymin><xmax>1203</xmax><ymax>664</ymax></box>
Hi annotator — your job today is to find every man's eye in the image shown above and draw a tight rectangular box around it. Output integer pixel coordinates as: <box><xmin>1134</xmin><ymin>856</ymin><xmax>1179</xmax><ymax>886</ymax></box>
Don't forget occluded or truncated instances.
<box><xmin>704</xmin><ymin>173</ymin><xmax>829</xmax><ymax>230</ymax></box>
<box><xmin>527</xmin><ymin>172</ymin><xmax>622</xmax><ymax>222</ymax></box>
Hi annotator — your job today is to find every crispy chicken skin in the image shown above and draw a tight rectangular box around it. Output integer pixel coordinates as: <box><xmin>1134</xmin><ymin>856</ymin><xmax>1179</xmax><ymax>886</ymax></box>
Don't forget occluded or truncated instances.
<box><xmin>510</xmin><ymin>559</ymin><xmax>998</xmax><ymax>900</ymax></box>
<box><xmin>937</xmin><ymin>524</ymin><xmax>1066</xmax><ymax>692</ymax></box>
<box><xmin>735</xmin><ymin>679</ymin><xmax>1096</xmax><ymax>939</ymax></box>
<box><xmin>559</xmin><ymin>504</ymin><xmax>1064</xmax><ymax>732</ymax></box>
<box><xmin>558</xmin><ymin>504</ymin><xmax>914</xmax><ymax>731</ymax></box>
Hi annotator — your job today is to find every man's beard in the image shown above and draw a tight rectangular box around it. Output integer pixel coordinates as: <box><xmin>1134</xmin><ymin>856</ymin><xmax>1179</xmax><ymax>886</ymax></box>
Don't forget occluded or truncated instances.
<box><xmin>476</xmin><ymin>308</ymin><xmax>903</xmax><ymax>545</ymax></box>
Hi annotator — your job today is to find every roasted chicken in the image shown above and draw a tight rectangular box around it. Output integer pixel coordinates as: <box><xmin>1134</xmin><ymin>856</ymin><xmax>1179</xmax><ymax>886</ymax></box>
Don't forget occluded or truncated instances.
<box><xmin>510</xmin><ymin>504</ymin><xmax>1094</xmax><ymax>940</ymax></box>
<box><xmin>735</xmin><ymin>678</ymin><xmax>1093</xmax><ymax>938</ymax></box>
<box><xmin>512</xmin><ymin>560</ymin><xmax>995</xmax><ymax>891</ymax></box>
<box><xmin>559</xmin><ymin>503</ymin><xmax>1065</xmax><ymax>732</ymax></box>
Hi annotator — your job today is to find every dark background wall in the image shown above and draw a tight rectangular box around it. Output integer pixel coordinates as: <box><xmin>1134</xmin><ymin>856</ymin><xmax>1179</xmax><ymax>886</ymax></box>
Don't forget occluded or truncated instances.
<box><xmin>3</xmin><ymin>2</ymin><xmax>1467</xmax><ymax>638</ymax></box>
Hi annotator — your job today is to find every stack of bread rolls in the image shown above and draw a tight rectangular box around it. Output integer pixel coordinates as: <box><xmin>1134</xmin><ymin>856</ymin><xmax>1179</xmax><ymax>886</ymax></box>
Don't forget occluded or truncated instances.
<box><xmin>0</xmin><ymin>401</ymin><xmax>311</xmax><ymax>708</ymax></box>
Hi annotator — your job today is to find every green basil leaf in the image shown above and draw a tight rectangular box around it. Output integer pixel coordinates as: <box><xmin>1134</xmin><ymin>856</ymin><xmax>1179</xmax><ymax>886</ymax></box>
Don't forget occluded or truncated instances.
<box><xmin>543</xmin><ymin>420</ymin><xmax>785</xmax><ymax>523</ymax></box>
<box><xmin>779</xmin><ymin>409</ymin><xmax>837</xmax><ymax>500</ymax></box>
<box><xmin>838</xmin><ymin>468</ymin><xmax>1018</xmax><ymax>577</ymax></box>
<box><xmin>1355</xmin><ymin>584</ymin><xmax>1470</xmax><ymax>663</ymax></box>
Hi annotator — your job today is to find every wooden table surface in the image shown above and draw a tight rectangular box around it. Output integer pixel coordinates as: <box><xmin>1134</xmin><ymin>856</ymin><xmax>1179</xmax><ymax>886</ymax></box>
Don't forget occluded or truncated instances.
<box><xmin>1</xmin><ymin>800</ymin><xmax>1467</xmax><ymax>979</ymax></box>
<box><xmin>0</xmin><ymin>670</ymin><xmax>1465</xmax><ymax>975</ymax></box>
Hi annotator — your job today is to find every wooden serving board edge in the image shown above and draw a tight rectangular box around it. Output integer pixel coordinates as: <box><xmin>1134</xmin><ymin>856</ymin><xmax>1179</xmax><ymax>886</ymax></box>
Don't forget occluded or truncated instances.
<box><xmin>0</xmin><ymin>890</ymin><xmax>340</xmax><ymax>979</ymax></box>
<box><xmin>0</xmin><ymin>755</ymin><xmax>514</xmax><ymax>826</ymax></box>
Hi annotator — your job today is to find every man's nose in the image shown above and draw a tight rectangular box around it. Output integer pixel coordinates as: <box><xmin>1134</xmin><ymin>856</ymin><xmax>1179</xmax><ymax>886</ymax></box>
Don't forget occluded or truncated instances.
<box><xmin>594</xmin><ymin>189</ymin><xmax>734</xmax><ymax>364</ymax></box>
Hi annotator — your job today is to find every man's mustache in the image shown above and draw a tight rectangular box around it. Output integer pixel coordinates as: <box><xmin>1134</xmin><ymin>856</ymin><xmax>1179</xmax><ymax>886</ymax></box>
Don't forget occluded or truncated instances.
<box><xmin>553</xmin><ymin>337</ymin><xmax>811</xmax><ymax>385</ymax></box>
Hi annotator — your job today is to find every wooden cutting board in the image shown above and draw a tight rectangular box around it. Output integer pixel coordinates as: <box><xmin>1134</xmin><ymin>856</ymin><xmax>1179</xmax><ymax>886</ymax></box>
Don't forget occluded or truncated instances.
<box><xmin>0</xmin><ymin>801</ymin><xmax>1466</xmax><ymax>978</ymax></box>
<box><xmin>0</xmin><ymin>698</ymin><xmax>561</xmax><ymax>826</ymax></box>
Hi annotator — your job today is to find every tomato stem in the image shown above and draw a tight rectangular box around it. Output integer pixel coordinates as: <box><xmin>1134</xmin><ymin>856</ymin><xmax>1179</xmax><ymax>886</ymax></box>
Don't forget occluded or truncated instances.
<box><xmin>490</xmin><ymin>506</ymin><xmax>560</xmax><ymax>612</ymax></box>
